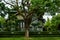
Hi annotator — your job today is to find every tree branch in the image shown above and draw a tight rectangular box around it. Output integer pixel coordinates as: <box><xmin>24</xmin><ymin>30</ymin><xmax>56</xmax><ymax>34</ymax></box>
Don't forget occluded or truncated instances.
<box><xmin>26</xmin><ymin>10</ymin><xmax>34</xmax><ymax>18</ymax></box>
<box><xmin>16</xmin><ymin>0</ymin><xmax>18</xmax><ymax>6</ymax></box>
<box><xmin>4</xmin><ymin>0</ymin><xmax>14</xmax><ymax>7</ymax></box>
<box><xmin>4</xmin><ymin>0</ymin><xmax>25</xmax><ymax>19</ymax></box>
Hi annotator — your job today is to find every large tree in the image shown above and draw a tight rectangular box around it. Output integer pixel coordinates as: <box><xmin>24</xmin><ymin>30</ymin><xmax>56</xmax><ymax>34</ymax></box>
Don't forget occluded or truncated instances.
<box><xmin>1</xmin><ymin>0</ymin><xmax>60</xmax><ymax>39</ymax></box>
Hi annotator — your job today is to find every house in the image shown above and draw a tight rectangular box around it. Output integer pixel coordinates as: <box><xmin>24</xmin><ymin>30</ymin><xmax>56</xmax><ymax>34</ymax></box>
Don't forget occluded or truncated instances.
<box><xmin>0</xmin><ymin>10</ymin><xmax>46</xmax><ymax>32</ymax></box>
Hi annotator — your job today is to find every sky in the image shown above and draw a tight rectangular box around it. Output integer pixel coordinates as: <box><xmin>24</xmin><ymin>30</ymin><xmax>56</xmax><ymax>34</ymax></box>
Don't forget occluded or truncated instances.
<box><xmin>43</xmin><ymin>13</ymin><xmax>52</xmax><ymax>21</ymax></box>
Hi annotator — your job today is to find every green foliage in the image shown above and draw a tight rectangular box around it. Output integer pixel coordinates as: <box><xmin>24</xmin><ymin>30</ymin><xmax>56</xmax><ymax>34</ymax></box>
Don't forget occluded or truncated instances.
<box><xmin>0</xmin><ymin>2</ymin><xmax>5</xmax><ymax>10</ymax></box>
<box><xmin>0</xmin><ymin>2</ymin><xmax>9</xmax><ymax>17</ymax></box>
<box><xmin>30</xmin><ymin>0</ymin><xmax>45</xmax><ymax>16</ymax></box>
<box><xmin>44</xmin><ymin>18</ymin><xmax>51</xmax><ymax>27</ymax></box>
<box><xmin>45</xmin><ymin>14</ymin><xmax>60</xmax><ymax>31</ymax></box>
<box><xmin>44</xmin><ymin>18</ymin><xmax>51</xmax><ymax>31</ymax></box>
<box><xmin>0</xmin><ymin>17</ymin><xmax>5</xmax><ymax>24</ymax></box>
<box><xmin>51</xmin><ymin>14</ymin><xmax>60</xmax><ymax>30</ymax></box>
<box><xmin>30</xmin><ymin>0</ymin><xmax>60</xmax><ymax>16</ymax></box>
<box><xmin>44</xmin><ymin>14</ymin><xmax>60</xmax><ymax>31</ymax></box>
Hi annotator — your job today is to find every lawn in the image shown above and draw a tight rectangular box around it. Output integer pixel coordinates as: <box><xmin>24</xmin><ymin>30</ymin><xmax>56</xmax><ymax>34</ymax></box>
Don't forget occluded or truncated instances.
<box><xmin>0</xmin><ymin>37</ymin><xmax>60</xmax><ymax>40</ymax></box>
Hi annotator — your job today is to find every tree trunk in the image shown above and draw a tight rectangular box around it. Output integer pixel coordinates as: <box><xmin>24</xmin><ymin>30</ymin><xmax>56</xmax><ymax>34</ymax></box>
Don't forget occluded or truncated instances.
<box><xmin>24</xmin><ymin>20</ymin><xmax>30</xmax><ymax>40</ymax></box>
<box><xmin>24</xmin><ymin>16</ymin><xmax>32</xmax><ymax>40</ymax></box>
<box><xmin>25</xmin><ymin>27</ymin><xmax>29</xmax><ymax>39</ymax></box>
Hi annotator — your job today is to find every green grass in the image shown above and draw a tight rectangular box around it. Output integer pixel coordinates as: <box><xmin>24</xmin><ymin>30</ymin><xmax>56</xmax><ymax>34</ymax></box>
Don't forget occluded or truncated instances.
<box><xmin>0</xmin><ymin>37</ymin><xmax>60</xmax><ymax>40</ymax></box>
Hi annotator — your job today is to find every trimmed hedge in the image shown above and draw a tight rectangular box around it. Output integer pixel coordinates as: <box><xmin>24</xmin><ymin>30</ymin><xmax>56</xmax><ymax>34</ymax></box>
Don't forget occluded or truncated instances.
<box><xmin>0</xmin><ymin>31</ymin><xmax>60</xmax><ymax>35</ymax></box>
<box><xmin>0</xmin><ymin>31</ymin><xmax>60</xmax><ymax>37</ymax></box>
